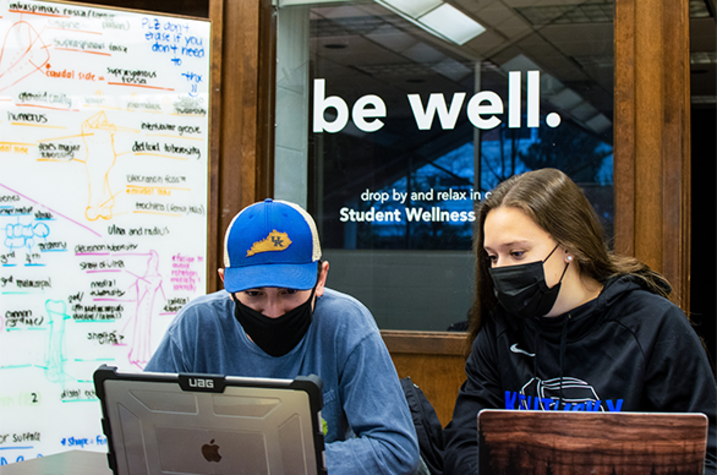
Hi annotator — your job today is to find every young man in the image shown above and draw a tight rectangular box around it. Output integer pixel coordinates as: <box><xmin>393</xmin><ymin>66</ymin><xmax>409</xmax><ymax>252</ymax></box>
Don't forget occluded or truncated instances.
<box><xmin>145</xmin><ymin>199</ymin><xmax>420</xmax><ymax>475</ymax></box>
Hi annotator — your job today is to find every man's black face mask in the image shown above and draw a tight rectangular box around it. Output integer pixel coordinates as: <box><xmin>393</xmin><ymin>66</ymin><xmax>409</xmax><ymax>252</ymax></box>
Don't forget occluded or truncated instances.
<box><xmin>232</xmin><ymin>287</ymin><xmax>315</xmax><ymax>357</ymax></box>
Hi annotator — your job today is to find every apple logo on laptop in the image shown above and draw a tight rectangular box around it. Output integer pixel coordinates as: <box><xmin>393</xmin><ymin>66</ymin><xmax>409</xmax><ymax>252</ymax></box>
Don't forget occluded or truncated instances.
<box><xmin>201</xmin><ymin>439</ymin><xmax>222</xmax><ymax>463</ymax></box>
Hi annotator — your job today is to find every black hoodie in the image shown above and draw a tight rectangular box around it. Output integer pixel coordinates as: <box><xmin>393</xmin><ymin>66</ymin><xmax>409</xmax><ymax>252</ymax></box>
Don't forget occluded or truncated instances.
<box><xmin>444</xmin><ymin>275</ymin><xmax>717</xmax><ymax>474</ymax></box>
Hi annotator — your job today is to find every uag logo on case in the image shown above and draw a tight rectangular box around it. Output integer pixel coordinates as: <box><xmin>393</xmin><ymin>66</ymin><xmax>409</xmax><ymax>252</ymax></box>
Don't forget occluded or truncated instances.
<box><xmin>188</xmin><ymin>378</ymin><xmax>214</xmax><ymax>389</ymax></box>
<box><xmin>179</xmin><ymin>375</ymin><xmax>223</xmax><ymax>392</ymax></box>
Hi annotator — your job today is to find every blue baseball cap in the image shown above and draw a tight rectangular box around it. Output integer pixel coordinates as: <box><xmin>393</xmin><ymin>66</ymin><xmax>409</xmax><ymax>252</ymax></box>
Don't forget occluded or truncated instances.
<box><xmin>223</xmin><ymin>199</ymin><xmax>322</xmax><ymax>293</ymax></box>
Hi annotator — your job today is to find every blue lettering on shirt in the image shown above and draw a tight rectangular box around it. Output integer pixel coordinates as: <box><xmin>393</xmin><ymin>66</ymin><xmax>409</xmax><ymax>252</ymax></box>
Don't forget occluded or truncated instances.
<box><xmin>504</xmin><ymin>390</ymin><xmax>623</xmax><ymax>412</ymax></box>
<box><xmin>505</xmin><ymin>391</ymin><xmax>517</xmax><ymax>409</ymax></box>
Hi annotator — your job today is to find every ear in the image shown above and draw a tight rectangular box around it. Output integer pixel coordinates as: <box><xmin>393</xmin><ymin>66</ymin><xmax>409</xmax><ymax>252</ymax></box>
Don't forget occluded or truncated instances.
<box><xmin>315</xmin><ymin>261</ymin><xmax>329</xmax><ymax>298</ymax></box>
<box><xmin>217</xmin><ymin>268</ymin><xmax>225</xmax><ymax>283</ymax></box>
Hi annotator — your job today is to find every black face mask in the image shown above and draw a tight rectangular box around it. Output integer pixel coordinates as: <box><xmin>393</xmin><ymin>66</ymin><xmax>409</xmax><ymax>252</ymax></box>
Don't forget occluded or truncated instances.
<box><xmin>489</xmin><ymin>244</ymin><xmax>569</xmax><ymax>318</ymax></box>
<box><xmin>233</xmin><ymin>288</ymin><xmax>315</xmax><ymax>357</ymax></box>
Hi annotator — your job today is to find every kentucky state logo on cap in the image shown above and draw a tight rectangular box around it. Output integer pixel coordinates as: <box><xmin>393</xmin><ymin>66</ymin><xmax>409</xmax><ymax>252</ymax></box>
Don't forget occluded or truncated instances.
<box><xmin>247</xmin><ymin>230</ymin><xmax>292</xmax><ymax>257</ymax></box>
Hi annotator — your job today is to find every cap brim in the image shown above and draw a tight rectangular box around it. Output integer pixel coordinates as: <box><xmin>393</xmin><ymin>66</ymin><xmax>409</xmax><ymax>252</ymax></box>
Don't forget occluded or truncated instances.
<box><xmin>223</xmin><ymin>261</ymin><xmax>318</xmax><ymax>293</ymax></box>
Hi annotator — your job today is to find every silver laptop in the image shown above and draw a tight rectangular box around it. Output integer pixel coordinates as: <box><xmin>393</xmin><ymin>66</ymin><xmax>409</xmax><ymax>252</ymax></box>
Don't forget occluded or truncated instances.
<box><xmin>94</xmin><ymin>365</ymin><xmax>326</xmax><ymax>475</ymax></box>
<box><xmin>478</xmin><ymin>409</ymin><xmax>708</xmax><ymax>475</ymax></box>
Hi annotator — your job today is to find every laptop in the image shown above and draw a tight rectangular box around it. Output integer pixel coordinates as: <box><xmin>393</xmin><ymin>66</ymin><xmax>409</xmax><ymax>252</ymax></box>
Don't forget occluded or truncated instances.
<box><xmin>94</xmin><ymin>365</ymin><xmax>327</xmax><ymax>475</ymax></box>
<box><xmin>477</xmin><ymin>409</ymin><xmax>708</xmax><ymax>475</ymax></box>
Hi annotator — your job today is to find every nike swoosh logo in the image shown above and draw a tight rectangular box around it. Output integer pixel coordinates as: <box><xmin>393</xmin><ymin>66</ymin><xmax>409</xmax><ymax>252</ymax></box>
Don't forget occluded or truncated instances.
<box><xmin>510</xmin><ymin>343</ymin><xmax>535</xmax><ymax>357</ymax></box>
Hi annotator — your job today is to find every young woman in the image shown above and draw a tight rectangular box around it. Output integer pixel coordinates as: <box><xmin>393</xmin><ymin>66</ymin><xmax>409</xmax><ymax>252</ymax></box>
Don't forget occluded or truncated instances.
<box><xmin>443</xmin><ymin>168</ymin><xmax>716</xmax><ymax>474</ymax></box>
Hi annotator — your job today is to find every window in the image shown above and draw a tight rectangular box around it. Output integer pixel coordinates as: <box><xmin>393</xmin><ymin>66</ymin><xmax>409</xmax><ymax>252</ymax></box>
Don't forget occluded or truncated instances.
<box><xmin>275</xmin><ymin>0</ymin><xmax>614</xmax><ymax>330</ymax></box>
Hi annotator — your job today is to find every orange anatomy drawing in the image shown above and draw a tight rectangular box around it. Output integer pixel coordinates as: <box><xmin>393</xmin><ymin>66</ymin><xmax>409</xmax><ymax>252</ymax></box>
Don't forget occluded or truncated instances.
<box><xmin>82</xmin><ymin>111</ymin><xmax>118</xmax><ymax>221</ymax></box>
<box><xmin>0</xmin><ymin>21</ymin><xmax>50</xmax><ymax>93</ymax></box>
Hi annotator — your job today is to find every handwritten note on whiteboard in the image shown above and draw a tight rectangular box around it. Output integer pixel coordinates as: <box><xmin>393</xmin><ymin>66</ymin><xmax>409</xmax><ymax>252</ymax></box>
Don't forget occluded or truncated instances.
<box><xmin>0</xmin><ymin>0</ymin><xmax>210</xmax><ymax>464</ymax></box>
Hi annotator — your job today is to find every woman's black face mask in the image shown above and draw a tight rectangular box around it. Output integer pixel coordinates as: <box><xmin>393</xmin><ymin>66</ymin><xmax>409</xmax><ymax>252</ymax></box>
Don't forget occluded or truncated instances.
<box><xmin>232</xmin><ymin>287</ymin><xmax>315</xmax><ymax>357</ymax></box>
<box><xmin>488</xmin><ymin>244</ymin><xmax>569</xmax><ymax>318</ymax></box>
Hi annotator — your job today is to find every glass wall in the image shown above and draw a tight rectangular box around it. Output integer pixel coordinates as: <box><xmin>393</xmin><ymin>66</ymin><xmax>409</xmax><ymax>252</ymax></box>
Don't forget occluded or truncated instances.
<box><xmin>689</xmin><ymin>0</ymin><xmax>717</xmax><ymax>370</ymax></box>
<box><xmin>275</xmin><ymin>0</ymin><xmax>614</xmax><ymax>330</ymax></box>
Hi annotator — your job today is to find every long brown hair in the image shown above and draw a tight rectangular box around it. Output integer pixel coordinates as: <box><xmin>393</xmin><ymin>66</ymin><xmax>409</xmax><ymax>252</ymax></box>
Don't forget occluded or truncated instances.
<box><xmin>467</xmin><ymin>168</ymin><xmax>671</xmax><ymax>351</ymax></box>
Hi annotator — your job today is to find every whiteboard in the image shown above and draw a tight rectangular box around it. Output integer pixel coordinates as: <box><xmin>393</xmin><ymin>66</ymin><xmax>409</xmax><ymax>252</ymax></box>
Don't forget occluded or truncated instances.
<box><xmin>0</xmin><ymin>0</ymin><xmax>210</xmax><ymax>464</ymax></box>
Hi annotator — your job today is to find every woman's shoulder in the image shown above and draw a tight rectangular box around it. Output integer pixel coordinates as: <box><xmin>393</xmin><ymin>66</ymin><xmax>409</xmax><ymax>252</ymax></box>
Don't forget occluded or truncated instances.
<box><xmin>601</xmin><ymin>282</ymin><xmax>691</xmax><ymax>336</ymax></box>
<box><xmin>472</xmin><ymin>310</ymin><xmax>521</xmax><ymax>350</ymax></box>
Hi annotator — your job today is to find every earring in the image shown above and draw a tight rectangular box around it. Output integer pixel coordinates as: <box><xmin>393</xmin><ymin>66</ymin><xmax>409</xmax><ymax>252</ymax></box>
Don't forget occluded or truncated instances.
<box><xmin>567</xmin><ymin>256</ymin><xmax>573</xmax><ymax>262</ymax></box>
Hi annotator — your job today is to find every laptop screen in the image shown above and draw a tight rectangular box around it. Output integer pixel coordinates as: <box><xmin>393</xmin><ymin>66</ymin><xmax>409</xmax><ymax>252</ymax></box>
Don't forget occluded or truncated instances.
<box><xmin>94</xmin><ymin>365</ymin><xmax>326</xmax><ymax>475</ymax></box>
<box><xmin>477</xmin><ymin>409</ymin><xmax>708</xmax><ymax>475</ymax></box>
